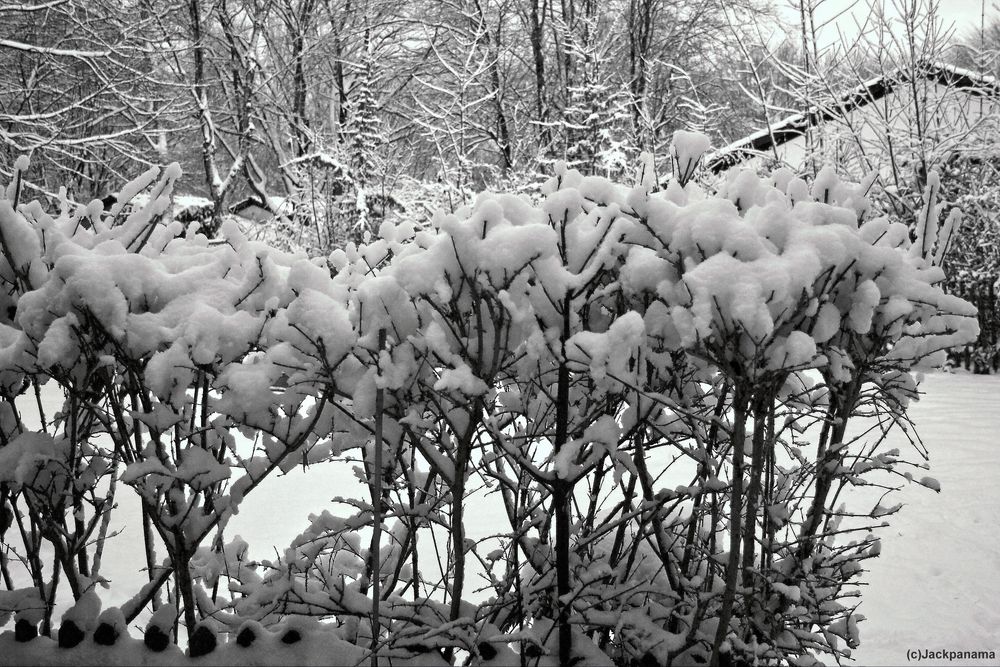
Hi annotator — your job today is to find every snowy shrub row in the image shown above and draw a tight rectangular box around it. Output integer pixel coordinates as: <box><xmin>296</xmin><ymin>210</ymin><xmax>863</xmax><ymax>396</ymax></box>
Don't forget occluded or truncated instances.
<box><xmin>0</xmin><ymin>139</ymin><xmax>978</xmax><ymax>666</ymax></box>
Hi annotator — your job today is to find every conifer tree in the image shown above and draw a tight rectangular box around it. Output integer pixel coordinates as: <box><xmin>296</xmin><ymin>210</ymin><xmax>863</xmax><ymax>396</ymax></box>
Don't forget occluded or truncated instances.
<box><xmin>343</xmin><ymin>32</ymin><xmax>385</xmax><ymax>243</ymax></box>
<box><xmin>347</xmin><ymin>40</ymin><xmax>383</xmax><ymax>188</ymax></box>
<box><xmin>560</xmin><ymin>17</ymin><xmax>629</xmax><ymax>177</ymax></box>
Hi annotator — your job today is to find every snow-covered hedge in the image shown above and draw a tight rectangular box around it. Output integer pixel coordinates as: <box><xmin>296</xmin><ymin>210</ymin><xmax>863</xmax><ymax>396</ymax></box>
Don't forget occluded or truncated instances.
<box><xmin>0</xmin><ymin>140</ymin><xmax>978</xmax><ymax>666</ymax></box>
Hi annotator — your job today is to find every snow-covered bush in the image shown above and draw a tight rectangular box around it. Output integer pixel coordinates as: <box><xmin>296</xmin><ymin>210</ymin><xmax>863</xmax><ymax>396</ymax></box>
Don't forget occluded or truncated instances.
<box><xmin>202</xmin><ymin>146</ymin><xmax>975</xmax><ymax>665</ymax></box>
<box><xmin>0</xmin><ymin>159</ymin><xmax>356</xmax><ymax>642</ymax></box>
<box><xmin>0</xmin><ymin>139</ymin><xmax>978</xmax><ymax>666</ymax></box>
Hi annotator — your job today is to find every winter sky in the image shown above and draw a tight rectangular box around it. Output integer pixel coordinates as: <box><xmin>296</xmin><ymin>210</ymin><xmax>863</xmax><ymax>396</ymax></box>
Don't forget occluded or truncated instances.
<box><xmin>776</xmin><ymin>0</ymin><xmax>999</xmax><ymax>49</ymax></box>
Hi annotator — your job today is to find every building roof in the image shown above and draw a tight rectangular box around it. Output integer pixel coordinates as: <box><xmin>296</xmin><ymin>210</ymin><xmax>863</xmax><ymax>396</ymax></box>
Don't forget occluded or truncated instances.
<box><xmin>229</xmin><ymin>195</ymin><xmax>294</xmax><ymax>218</ymax></box>
<box><xmin>705</xmin><ymin>61</ymin><xmax>1000</xmax><ymax>174</ymax></box>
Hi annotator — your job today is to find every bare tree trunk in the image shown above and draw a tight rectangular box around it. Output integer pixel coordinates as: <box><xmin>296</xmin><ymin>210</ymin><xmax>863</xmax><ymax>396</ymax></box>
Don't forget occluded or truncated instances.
<box><xmin>553</xmin><ymin>300</ymin><xmax>573</xmax><ymax>666</ymax></box>
<box><xmin>188</xmin><ymin>0</ymin><xmax>254</xmax><ymax>236</ymax></box>
<box><xmin>289</xmin><ymin>0</ymin><xmax>318</xmax><ymax>157</ymax></box>
<box><xmin>797</xmin><ymin>379</ymin><xmax>860</xmax><ymax>561</ymax></box>
<box><xmin>709</xmin><ymin>386</ymin><xmax>750</xmax><ymax>667</ymax></box>
<box><xmin>488</xmin><ymin>28</ymin><xmax>513</xmax><ymax>172</ymax></box>
<box><xmin>740</xmin><ymin>392</ymin><xmax>771</xmax><ymax>611</ymax></box>
<box><xmin>333</xmin><ymin>0</ymin><xmax>352</xmax><ymax>137</ymax></box>
<box><xmin>473</xmin><ymin>0</ymin><xmax>513</xmax><ymax>171</ymax></box>
<box><xmin>187</xmin><ymin>0</ymin><xmax>223</xmax><ymax>233</ymax></box>
<box><xmin>627</xmin><ymin>0</ymin><xmax>654</xmax><ymax>148</ymax></box>
<box><xmin>173</xmin><ymin>537</ymin><xmax>198</xmax><ymax>642</ymax></box>
<box><xmin>528</xmin><ymin>0</ymin><xmax>550</xmax><ymax>147</ymax></box>
<box><xmin>368</xmin><ymin>329</ymin><xmax>385</xmax><ymax>666</ymax></box>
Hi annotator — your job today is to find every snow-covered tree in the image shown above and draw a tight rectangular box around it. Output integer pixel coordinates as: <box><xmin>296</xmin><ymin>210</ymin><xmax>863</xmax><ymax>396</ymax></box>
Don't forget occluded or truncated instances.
<box><xmin>343</xmin><ymin>36</ymin><xmax>388</xmax><ymax>243</ymax></box>
<box><xmin>0</xmin><ymin>0</ymin><xmax>166</xmax><ymax>200</ymax></box>
<box><xmin>559</xmin><ymin>16</ymin><xmax>631</xmax><ymax>178</ymax></box>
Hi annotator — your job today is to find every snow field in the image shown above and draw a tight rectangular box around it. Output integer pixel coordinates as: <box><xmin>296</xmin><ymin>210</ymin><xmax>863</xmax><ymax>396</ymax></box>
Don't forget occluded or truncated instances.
<box><xmin>4</xmin><ymin>373</ymin><xmax>998</xmax><ymax>665</ymax></box>
<box><xmin>844</xmin><ymin>372</ymin><xmax>1000</xmax><ymax>666</ymax></box>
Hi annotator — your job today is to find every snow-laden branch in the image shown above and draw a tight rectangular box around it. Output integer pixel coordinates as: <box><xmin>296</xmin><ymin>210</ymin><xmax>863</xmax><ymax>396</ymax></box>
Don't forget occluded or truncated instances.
<box><xmin>0</xmin><ymin>38</ymin><xmax>109</xmax><ymax>59</ymax></box>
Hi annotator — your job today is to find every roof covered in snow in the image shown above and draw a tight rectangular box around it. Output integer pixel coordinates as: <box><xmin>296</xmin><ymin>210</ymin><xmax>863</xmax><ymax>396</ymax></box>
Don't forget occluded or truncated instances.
<box><xmin>706</xmin><ymin>61</ymin><xmax>1000</xmax><ymax>174</ymax></box>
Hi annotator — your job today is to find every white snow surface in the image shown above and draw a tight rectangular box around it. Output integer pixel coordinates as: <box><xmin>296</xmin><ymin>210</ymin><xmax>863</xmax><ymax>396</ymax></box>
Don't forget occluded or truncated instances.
<box><xmin>841</xmin><ymin>372</ymin><xmax>1000</xmax><ymax>666</ymax></box>
<box><xmin>2</xmin><ymin>372</ymin><xmax>998</xmax><ymax>665</ymax></box>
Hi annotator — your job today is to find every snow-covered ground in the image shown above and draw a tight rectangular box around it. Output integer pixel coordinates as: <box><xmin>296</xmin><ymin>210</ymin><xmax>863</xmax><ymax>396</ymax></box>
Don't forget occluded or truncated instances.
<box><xmin>235</xmin><ymin>372</ymin><xmax>1000</xmax><ymax>666</ymax></box>
<box><xmin>844</xmin><ymin>372</ymin><xmax>1000</xmax><ymax>666</ymax></box>
<box><xmin>193</xmin><ymin>372</ymin><xmax>1000</xmax><ymax>665</ymax></box>
<box><xmin>5</xmin><ymin>372</ymin><xmax>999</xmax><ymax>665</ymax></box>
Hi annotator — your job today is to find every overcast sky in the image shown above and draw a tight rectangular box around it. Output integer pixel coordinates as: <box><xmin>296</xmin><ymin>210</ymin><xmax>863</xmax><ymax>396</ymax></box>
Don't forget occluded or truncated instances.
<box><xmin>776</xmin><ymin>0</ymin><xmax>999</xmax><ymax>50</ymax></box>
